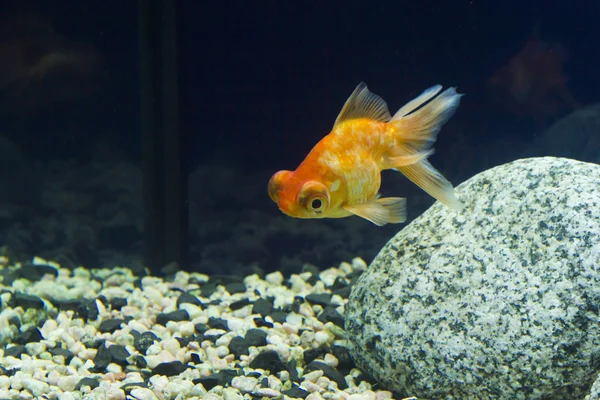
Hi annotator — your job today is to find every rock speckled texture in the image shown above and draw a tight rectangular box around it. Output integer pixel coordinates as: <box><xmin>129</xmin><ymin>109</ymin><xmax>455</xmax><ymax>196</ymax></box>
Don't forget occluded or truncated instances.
<box><xmin>346</xmin><ymin>157</ymin><xmax>600</xmax><ymax>399</ymax></box>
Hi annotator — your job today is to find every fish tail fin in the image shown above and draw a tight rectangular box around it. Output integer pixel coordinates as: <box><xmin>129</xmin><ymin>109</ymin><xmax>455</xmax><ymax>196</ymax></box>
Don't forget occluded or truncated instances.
<box><xmin>382</xmin><ymin>86</ymin><xmax>464</xmax><ymax>211</ymax></box>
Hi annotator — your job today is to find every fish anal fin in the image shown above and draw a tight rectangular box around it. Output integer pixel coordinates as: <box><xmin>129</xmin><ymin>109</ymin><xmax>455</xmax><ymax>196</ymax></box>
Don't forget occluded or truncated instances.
<box><xmin>396</xmin><ymin>160</ymin><xmax>463</xmax><ymax>211</ymax></box>
<box><xmin>334</xmin><ymin>82</ymin><xmax>391</xmax><ymax>128</ymax></box>
<box><xmin>343</xmin><ymin>197</ymin><xmax>407</xmax><ymax>226</ymax></box>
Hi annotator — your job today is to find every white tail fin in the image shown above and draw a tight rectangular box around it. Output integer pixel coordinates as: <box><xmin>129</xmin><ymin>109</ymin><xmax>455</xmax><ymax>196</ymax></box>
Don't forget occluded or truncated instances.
<box><xmin>384</xmin><ymin>86</ymin><xmax>464</xmax><ymax>211</ymax></box>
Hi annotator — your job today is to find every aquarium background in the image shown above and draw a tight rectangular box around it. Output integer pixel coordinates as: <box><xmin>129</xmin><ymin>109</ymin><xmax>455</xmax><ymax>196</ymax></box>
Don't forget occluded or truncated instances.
<box><xmin>1</xmin><ymin>0</ymin><xmax>599</xmax><ymax>277</ymax></box>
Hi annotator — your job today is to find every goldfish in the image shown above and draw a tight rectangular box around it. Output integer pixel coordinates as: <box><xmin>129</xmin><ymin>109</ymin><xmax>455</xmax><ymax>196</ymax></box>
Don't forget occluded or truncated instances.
<box><xmin>268</xmin><ymin>82</ymin><xmax>463</xmax><ymax>226</ymax></box>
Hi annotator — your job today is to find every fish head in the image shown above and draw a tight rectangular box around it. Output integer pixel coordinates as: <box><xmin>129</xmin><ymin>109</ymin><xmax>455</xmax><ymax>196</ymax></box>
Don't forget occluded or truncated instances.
<box><xmin>268</xmin><ymin>170</ymin><xmax>332</xmax><ymax>219</ymax></box>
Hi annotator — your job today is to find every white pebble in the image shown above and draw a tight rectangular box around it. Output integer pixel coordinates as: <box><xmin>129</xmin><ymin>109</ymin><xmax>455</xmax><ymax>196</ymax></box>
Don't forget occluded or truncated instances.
<box><xmin>223</xmin><ymin>387</ymin><xmax>243</xmax><ymax>400</ymax></box>
<box><xmin>231</xmin><ymin>375</ymin><xmax>258</xmax><ymax>392</ymax></box>
<box><xmin>265</xmin><ymin>271</ymin><xmax>284</xmax><ymax>285</ymax></box>
<box><xmin>227</xmin><ymin>318</ymin><xmax>245</xmax><ymax>332</ymax></box>
<box><xmin>162</xmin><ymin>338</ymin><xmax>181</xmax><ymax>356</ymax></box>
<box><xmin>164</xmin><ymin>380</ymin><xmax>193</xmax><ymax>398</ymax></box>
<box><xmin>301</xmin><ymin>380</ymin><xmax>323</xmax><ymax>393</ymax></box>
<box><xmin>130</xmin><ymin>387</ymin><xmax>157</xmax><ymax>400</ymax></box>
<box><xmin>204</xmin><ymin>393</ymin><xmax>225</xmax><ymax>400</ymax></box>
<box><xmin>339</xmin><ymin>261</ymin><xmax>353</xmax><ymax>275</ymax></box>
<box><xmin>286</xmin><ymin>312</ymin><xmax>303</xmax><ymax>326</ymax></box>
<box><xmin>303</xmin><ymin>369</ymin><xmax>324</xmax><ymax>382</ymax></box>
<box><xmin>315</xmin><ymin>331</ymin><xmax>330</xmax><ymax>345</ymax></box>
<box><xmin>22</xmin><ymin>378</ymin><xmax>49</xmax><ymax>397</ymax></box>
<box><xmin>324</xmin><ymin>353</ymin><xmax>339</xmax><ymax>368</ymax></box>
<box><xmin>351</xmin><ymin>257</ymin><xmax>367</xmax><ymax>271</ymax></box>
<box><xmin>216</xmin><ymin>345</ymin><xmax>230</xmax><ymax>358</ymax></box>
<box><xmin>347</xmin><ymin>390</ymin><xmax>377</xmax><ymax>400</ymax></box>
<box><xmin>102</xmin><ymin>388</ymin><xmax>126</xmax><ymax>400</ymax></box>
<box><xmin>255</xmin><ymin>388</ymin><xmax>281</xmax><ymax>397</ymax></box>
<box><xmin>0</xmin><ymin>376</ymin><xmax>8</xmax><ymax>389</ymax></box>
<box><xmin>179</xmin><ymin>321</ymin><xmax>195</xmax><ymax>336</ymax></box>
<box><xmin>58</xmin><ymin>375</ymin><xmax>80</xmax><ymax>392</ymax></box>
<box><xmin>267</xmin><ymin>376</ymin><xmax>282</xmax><ymax>391</ymax></box>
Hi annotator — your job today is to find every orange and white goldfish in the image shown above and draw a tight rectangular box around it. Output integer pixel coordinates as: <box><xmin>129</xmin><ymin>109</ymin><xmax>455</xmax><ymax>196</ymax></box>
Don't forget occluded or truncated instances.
<box><xmin>268</xmin><ymin>82</ymin><xmax>463</xmax><ymax>226</ymax></box>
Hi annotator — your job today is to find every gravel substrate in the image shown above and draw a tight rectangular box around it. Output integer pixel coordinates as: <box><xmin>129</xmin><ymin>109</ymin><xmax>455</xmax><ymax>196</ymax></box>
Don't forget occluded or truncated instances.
<box><xmin>0</xmin><ymin>256</ymin><xmax>396</xmax><ymax>400</ymax></box>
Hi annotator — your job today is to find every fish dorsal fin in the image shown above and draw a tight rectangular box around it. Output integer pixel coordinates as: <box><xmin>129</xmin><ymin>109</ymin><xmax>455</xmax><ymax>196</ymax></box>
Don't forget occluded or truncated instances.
<box><xmin>333</xmin><ymin>82</ymin><xmax>391</xmax><ymax>128</ymax></box>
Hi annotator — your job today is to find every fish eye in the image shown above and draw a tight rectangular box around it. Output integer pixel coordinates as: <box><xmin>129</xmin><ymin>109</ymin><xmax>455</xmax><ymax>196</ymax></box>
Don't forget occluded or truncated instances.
<box><xmin>299</xmin><ymin>181</ymin><xmax>329</xmax><ymax>214</ymax></box>
<box><xmin>308</xmin><ymin>196</ymin><xmax>326</xmax><ymax>213</ymax></box>
<box><xmin>268</xmin><ymin>170</ymin><xmax>292</xmax><ymax>202</ymax></box>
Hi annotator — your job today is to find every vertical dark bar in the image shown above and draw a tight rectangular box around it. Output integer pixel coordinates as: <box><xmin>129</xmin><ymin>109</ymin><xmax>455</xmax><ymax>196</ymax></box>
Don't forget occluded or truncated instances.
<box><xmin>138</xmin><ymin>0</ymin><xmax>188</xmax><ymax>272</ymax></box>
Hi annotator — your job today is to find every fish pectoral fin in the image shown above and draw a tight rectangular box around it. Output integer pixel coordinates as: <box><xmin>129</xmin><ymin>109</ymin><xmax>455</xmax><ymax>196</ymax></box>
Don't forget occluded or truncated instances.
<box><xmin>382</xmin><ymin>148</ymin><xmax>434</xmax><ymax>169</ymax></box>
<box><xmin>343</xmin><ymin>197</ymin><xmax>407</xmax><ymax>226</ymax></box>
<box><xmin>396</xmin><ymin>160</ymin><xmax>464</xmax><ymax>211</ymax></box>
<box><xmin>333</xmin><ymin>82</ymin><xmax>391</xmax><ymax>128</ymax></box>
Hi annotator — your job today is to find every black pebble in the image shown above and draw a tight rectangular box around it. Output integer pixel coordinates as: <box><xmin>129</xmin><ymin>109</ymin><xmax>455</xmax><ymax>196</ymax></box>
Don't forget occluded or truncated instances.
<box><xmin>8</xmin><ymin>316</ymin><xmax>20</xmax><ymax>328</ymax></box>
<box><xmin>306</xmin><ymin>274</ymin><xmax>319</xmax><ymax>286</ymax></box>
<box><xmin>287</xmin><ymin>359</ymin><xmax>300</xmax><ymax>382</ymax></box>
<box><xmin>175</xmin><ymin>336</ymin><xmax>192</xmax><ymax>347</ymax></box>
<box><xmin>229</xmin><ymin>298</ymin><xmax>251</xmax><ymax>311</ymax></box>
<box><xmin>333</xmin><ymin>286</ymin><xmax>352</xmax><ymax>299</ymax></box>
<box><xmin>55</xmin><ymin>299</ymin><xmax>82</xmax><ymax>312</ymax></box>
<box><xmin>207</xmin><ymin>317</ymin><xmax>228</xmax><ymax>330</ymax></box>
<box><xmin>110</xmin><ymin>297</ymin><xmax>127</xmax><ymax>311</ymax></box>
<box><xmin>49</xmin><ymin>347</ymin><xmax>74</xmax><ymax>363</ymax></box>
<box><xmin>305</xmin><ymin>293</ymin><xmax>332</xmax><ymax>307</ymax></box>
<box><xmin>76</xmin><ymin>377</ymin><xmax>100</xmax><ymax>390</ymax></box>
<box><xmin>267</xmin><ymin>310</ymin><xmax>288</xmax><ymax>324</ymax></box>
<box><xmin>134</xmin><ymin>331</ymin><xmax>159</xmax><ymax>354</ymax></box>
<box><xmin>304</xmin><ymin>361</ymin><xmax>348</xmax><ymax>389</ymax></box>
<box><xmin>200</xmin><ymin>282</ymin><xmax>218</xmax><ymax>298</ymax></box>
<box><xmin>218</xmin><ymin>369</ymin><xmax>238</xmax><ymax>386</ymax></box>
<box><xmin>190</xmin><ymin>353</ymin><xmax>201</xmax><ymax>364</ymax></box>
<box><xmin>4</xmin><ymin>345</ymin><xmax>26</xmax><ymax>358</ymax></box>
<box><xmin>134</xmin><ymin>355</ymin><xmax>147</xmax><ymax>368</ymax></box>
<box><xmin>291</xmin><ymin>296</ymin><xmax>304</xmax><ymax>313</ymax></box>
<box><xmin>109</xmin><ymin>345</ymin><xmax>130</xmax><ymax>366</ymax></box>
<box><xmin>253</xmin><ymin>317</ymin><xmax>273</xmax><ymax>328</ymax></box>
<box><xmin>194</xmin><ymin>323</ymin><xmax>208</xmax><ymax>335</ymax></box>
<box><xmin>252</xmin><ymin>298</ymin><xmax>273</xmax><ymax>316</ymax></box>
<box><xmin>193</xmin><ymin>374</ymin><xmax>219</xmax><ymax>390</ymax></box>
<box><xmin>225</xmin><ymin>282</ymin><xmax>246</xmax><ymax>294</ymax></box>
<box><xmin>11</xmin><ymin>293</ymin><xmax>44</xmax><ymax>310</ymax></box>
<box><xmin>347</xmin><ymin>270</ymin><xmax>364</xmax><ymax>284</ymax></box>
<box><xmin>152</xmin><ymin>361</ymin><xmax>187</xmax><ymax>376</ymax></box>
<box><xmin>318</xmin><ymin>306</ymin><xmax>345</xmax><ymax>328</ymax></box>
<box><xmin>201</xmin><ymin>333</ymin><xmax>222</xmax><ymax>343</ymax></box>
<box><xmin>76</xmin><ymin>299</ymin><xmax>99</xmax><ymax>321</ymax></box>
<box><xmin>177</xmin><ymin>292</ymin><xmax>203</xmax><ymax>307</ymax></box>
<box><xmin>301</xmin><ymin>264</ymin><xmax>321</xmax><ymax>276</ymax></box>
<box><xmin>245</xmin><ymin>328</ymin><xmax>268</xmax><ymax>347</ymax></box>
<box><xmin>121</xmin><ymin>382</ymin><xmax>147</xmax><ymax>395</ymax></box>
<box><xmin>92</xmin><ymin>343</ymin><xmax>112</xmax><ymax>371</ymax></box>
<box><xmin>156</xmin><ymin>310</ymin><xmax>190</xmax><ymax>326</ymax></box>
<box><xmin>303</xmin><ymin>347</ymin><xmax>326</xmax><ymax>365</ymax></box>
<box><xmin>331</xmin><ymin>345</ymin><xmax>355</xmax><ymax>374</ymax></box>
<box><xmin>228</xmin><ymin>336</ymin><xmax>249</xmax><ymax>358</ymax></box>
<box><xmin>17</xmin><ymin>262</ymin><xmax>58</xmax><ymax>281</ymax></box>
<box><xmin>249</xmin><ymin>350</ymin><xmax>287</xmax><ymax>374</ymax></box>
<box><xmin>330</xmin><ymin>277</ymin><xmax>349</xmax><ymax>291</ymax></box>
<box><xmin>282</xmin><ymin>386</ymin><xmax>310</xmax><ymax>399</ymax></box>
<box><xmin>98</xmin><ymin>318</ymin><xmax>124</xmax><ymax>333</ymax></box>
<box><xmin>14</xmin><ymin>327</ymin><xmax>43</xmax><ymax>345</ymax></box>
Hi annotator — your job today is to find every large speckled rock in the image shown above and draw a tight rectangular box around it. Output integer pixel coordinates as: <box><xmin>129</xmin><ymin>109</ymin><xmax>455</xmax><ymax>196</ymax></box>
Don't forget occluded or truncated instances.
<box><xmin>345</xmin><ymin>157</ymin><xmax>600</xmax><ymax>400</ymax></box>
